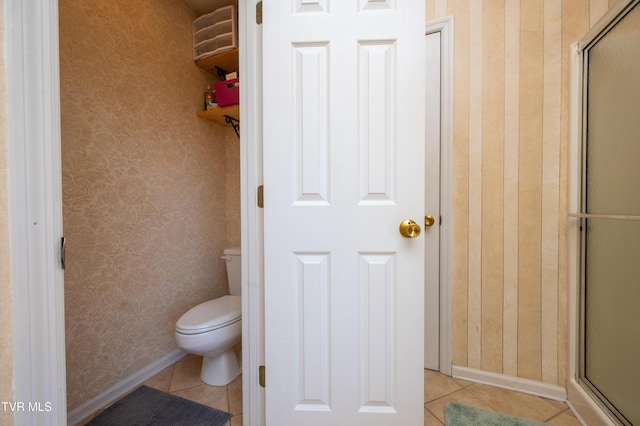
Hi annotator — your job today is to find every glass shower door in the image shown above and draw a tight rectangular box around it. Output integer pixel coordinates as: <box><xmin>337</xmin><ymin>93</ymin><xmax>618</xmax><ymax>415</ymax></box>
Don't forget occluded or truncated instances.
<box><xmin>581</xmin><ymin>2</ymin><xmax>640</xmax><ymax>425</ymax></box>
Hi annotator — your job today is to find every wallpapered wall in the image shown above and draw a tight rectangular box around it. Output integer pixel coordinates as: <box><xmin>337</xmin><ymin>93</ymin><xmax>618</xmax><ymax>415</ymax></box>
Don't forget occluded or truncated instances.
<box><xmin>0</xmin><ymin>0</ymin><xmax>15</xmax><ymax>423</ymax></box>
<box><xmin>425</xmin><ymin>0</ymin><xmax>618</xmax><ymax>386</ymax></box>
<box><xmin>59</xmin><ymin>0</ymin><xmax>240</xmax><ymax>411</ymax></box>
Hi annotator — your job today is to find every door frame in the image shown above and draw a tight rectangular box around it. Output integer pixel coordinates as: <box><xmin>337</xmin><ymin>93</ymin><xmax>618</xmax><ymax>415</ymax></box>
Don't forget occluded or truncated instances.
<box><xmin>6</xmin><ymin>0</ymin><xmax>67</xmax><ymax>425</ymax></box>
<box><xmin>567</xmin><ymin>1</ymin><xmax>639</xmax><ymax>424</ymax></box>
<box><xmin>239</xmin><ymin>1</ymin><xmax>265</xmax><ymax>425</ymax></box>
<box><xmin>424</xmin><ymin>17</ymin><xmax>454</xmax><ymax>377</ymax></box>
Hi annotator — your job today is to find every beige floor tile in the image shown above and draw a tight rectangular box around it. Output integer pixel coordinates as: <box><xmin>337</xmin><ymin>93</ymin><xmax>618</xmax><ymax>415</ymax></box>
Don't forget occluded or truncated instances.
<box><xmin>547</xmin><ymin>409</ymin><xmax>583</xmax><ymax>426</ymax></box>
<box><xmin>424</xmin><ymin>406</ymin><xmax>444</xmax><ymax>425</ymax></box>
<box><xmin>228</xmin><ymin>374</ymin><xmax>243</xmax><ymax>415</ymax></box>
<box><xmin>466</xmin><ymin>383</ymin><xmax>565</xmax><ymax>422</ymax></box>
<box><xmin>169</xmin><ymin>356</ymin><xmax>203</xmax><ymax>391</ymax></box>
<box><xmin>152</xmin><ymin>360</ymin><xmax>574</xmax><ymax>426</ymax></box>
<box><xmin>424</xmin><ymin>369</ymin><xmax>463</xmax><ymax>402</ymax></box>
<box><xmin>171</xmin><ymin>383</ymin><xmax>229</xmax><ymax>413</ymax></box>
<box><xmin>451</xmin><ymin>376</ymin><xmax>474</xmax><ymax>388</ymax></box>
<box><xmin>425</xmin><ymin>388</ymin><xmax>494</xmax><ymax>424</ymax></box>
<box><xmin>143</xmin><ymin>365</ymin><xmax>174</xmax><ymax>392</ymax></box>
<box><xmin>545</xmin><ymin>397</ymin><xmax>572</xmax><ymax>411</ymax></box>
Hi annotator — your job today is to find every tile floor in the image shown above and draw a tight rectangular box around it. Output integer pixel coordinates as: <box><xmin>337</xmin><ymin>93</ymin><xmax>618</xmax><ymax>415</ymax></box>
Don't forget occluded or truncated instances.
<box><xmin>80</xmin><ymin>354</ymin><xmax>243</xmax><ymax>425</ymax></box>
<box><xmin>423</xmin><ymin>369</ymin><xmax>581</xmax><ymax>425</ymax></box>
<box><xmin>84</xmin><ymin>355</ymin><xmax>582</xmax><ymax>425</ymax></box>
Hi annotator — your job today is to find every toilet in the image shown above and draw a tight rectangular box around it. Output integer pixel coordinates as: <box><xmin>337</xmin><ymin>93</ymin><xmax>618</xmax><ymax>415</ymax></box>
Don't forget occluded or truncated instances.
<box><xmin>175</xmin><ymin>247</ymin><xmax>242</xmax><ymax>386</ymax></box>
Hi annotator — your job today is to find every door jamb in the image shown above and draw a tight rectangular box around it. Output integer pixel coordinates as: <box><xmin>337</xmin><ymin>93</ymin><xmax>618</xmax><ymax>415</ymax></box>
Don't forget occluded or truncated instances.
<box><xmin>6</xmin><ymin>0</ymin><xmax>67</xmax><ymax>425</ymax></box>
<box><xmin>239</xmin><ymin>1</ymin><xmax>265</xmax><ymax>426</ymax></box>
<box><xmin>425</xmin><ymin>16</ymin><xmax>454</xmax><ymax>376</ymax></box>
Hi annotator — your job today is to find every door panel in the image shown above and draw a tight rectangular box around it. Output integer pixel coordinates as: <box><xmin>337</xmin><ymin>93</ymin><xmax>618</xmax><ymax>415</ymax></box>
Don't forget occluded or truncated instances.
<box><xmin>263</xmin><ymin>1</ymin><xmax>425</xmax><ymax>424</ymax></box>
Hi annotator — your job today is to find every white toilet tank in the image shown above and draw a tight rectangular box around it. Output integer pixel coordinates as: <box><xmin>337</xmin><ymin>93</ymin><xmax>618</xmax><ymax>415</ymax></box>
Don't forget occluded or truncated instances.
<box><xmin>223</xmin><ymin>247</ymin><xmax>241</xmax><ymax>296</ymax></box>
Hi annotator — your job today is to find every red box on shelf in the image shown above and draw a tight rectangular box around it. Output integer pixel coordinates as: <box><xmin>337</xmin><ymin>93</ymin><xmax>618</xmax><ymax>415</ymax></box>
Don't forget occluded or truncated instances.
<box><xmin>214</xmin><ymin>78</ymin><xmax>239</xmax><ymax>107</ymax></box>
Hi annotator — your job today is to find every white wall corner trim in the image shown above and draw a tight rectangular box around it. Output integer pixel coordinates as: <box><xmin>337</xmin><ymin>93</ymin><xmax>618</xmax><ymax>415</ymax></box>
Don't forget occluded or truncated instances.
<box><xmin>6</xmin><ymin>0</ymin><xmax>67</xmax><ymax>425</ymax></box>
<box><xmin>66</xmin><ymin>349</ymin><xmax>187</xmax><ymax>426</ymax></box>
<box><xmin>451</xmin><ymin>366</ymin><xmax>568</xmax><ymax>402</ymax></box>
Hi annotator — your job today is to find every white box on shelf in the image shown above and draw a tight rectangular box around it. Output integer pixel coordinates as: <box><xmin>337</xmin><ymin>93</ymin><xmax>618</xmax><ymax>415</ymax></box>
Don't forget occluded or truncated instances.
<box><xmin>192</xmin><ymin>5</ymin><xmax>237</xmax><ymax>62</ymax></box>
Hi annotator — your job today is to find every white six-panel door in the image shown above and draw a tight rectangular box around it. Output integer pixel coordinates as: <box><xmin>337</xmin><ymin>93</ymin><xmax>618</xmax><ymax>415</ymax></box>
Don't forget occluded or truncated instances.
<box><xmin>263</xmin><ymin>1</ymin><xmax>425</xmax><ymax>424</ymax></box>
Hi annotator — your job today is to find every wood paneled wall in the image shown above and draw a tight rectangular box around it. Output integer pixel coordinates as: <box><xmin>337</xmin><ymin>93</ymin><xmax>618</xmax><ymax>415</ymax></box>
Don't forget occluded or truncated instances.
<box><xmin>426</xmin><ymin>0</ymin><xmax>617</xmax><ymax>385</ymax></box>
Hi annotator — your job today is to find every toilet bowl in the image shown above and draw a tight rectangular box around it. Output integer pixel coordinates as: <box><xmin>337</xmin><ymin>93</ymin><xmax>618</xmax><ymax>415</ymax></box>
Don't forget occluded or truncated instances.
<box><xmin>175</xmin><ymin>247</ymin><xmax>242</xmax><ymax>386</ymax></box>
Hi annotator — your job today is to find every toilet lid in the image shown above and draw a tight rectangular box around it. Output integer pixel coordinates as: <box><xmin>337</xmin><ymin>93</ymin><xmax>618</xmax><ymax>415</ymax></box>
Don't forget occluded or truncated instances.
<box><xmin>176</xmin><ymin>295</ymin><xmax>241</xmax><ymax>335</ymax></box>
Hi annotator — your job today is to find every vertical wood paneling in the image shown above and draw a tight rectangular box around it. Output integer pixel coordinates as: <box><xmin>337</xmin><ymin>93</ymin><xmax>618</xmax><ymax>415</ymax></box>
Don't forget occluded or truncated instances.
<box><xmin>541</xmin><ymin>0</ymin><xmax>562</xmax><ymax>385</ymax></box>
<box><xmin>449</xmin><ymin>0</ymin><xmax>470</xmax><ymax>367</ymax></box>
<box><xmin>503</xmin><ymin>0</ymin><xmax>520</xmax><ymax>378</ymax></box>
<box><xmin>467</xmin><ymin>0</ymin><xmax>483</xmax><ymax>370</ymax></box>
<box><xmin>590</xmin><ymin>0</ymin><xmax>610</xmax><ymax>26</ymax></box>
<box><xmin>426</xmin><ymin>0</ymin><xmax>435</xmax><ymax>21</ymax></box>
<box><xmin>438</xmin><ymin>0</ymin><xmax>617</xmax><ymax>387</ymax></box>
<box><xmin>435</xmin><ymin>0</ymin><xmax>448</xmax><ymax>18</ymax></box>
<box><xmin>518</xmin><ymin>0</ymin><xmax>544</xmax><ymax>382</ymax></box>
<box><xmin>481</xmin><ymin>0</ymin><xmax>505</xmax><ymax>374</ymax></box>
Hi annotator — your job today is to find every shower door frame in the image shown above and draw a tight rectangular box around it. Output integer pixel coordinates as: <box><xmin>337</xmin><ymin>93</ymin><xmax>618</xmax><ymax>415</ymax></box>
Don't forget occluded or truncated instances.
<box><xmin>568</xmin><ymin>1</ymin><xmax>640</xmax><ymax>424</ymax></box>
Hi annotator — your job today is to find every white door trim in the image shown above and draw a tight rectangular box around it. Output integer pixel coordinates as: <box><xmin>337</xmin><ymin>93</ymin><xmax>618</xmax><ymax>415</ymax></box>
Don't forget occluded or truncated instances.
<box><xmin>239</xmin><ymin>1</ymin><xmax>265</xmax><ymax>425</ymax></box>
<box><xmin>5</xmin><ymin>0</ymin><xmax>67</xmax><ymax>425</ymax></box>
<box><xmin>425</xmin><ymin>16</ymin><xmax>454</xmax><ymax>376</ymax></box>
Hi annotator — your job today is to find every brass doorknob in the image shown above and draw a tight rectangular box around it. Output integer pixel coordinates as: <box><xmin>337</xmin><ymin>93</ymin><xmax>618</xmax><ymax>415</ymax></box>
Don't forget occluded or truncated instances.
<box><xmin>399</xmin><ymin>219</ymin><xmax>421</xmax><ymax>238</ymax></box>
<box><xmin>425</xmin><ymin>215</ymin><xmax>435</xmax><ymax>227</ymax></box>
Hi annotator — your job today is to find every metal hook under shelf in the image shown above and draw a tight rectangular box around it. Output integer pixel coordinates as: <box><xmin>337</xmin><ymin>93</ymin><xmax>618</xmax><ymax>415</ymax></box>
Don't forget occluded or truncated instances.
<box><xmin>224</xmin><ymin>115</ymin><xmax>240</xmax><ymax>138</ymax></box>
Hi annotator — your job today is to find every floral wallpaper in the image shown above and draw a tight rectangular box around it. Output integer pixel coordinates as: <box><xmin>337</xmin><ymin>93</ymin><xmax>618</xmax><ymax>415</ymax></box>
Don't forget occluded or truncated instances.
<box><xmin>59</xmin><ymin>0</ymin><xmax>239</xmax><ymax>411</ymax></box>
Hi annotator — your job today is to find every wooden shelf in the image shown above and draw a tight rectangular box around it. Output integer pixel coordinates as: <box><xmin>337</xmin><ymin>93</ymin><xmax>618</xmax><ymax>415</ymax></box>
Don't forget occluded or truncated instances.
<box><xmin>195</xmin><ymin>48</ymin><xmax>239</xmax><ymax>76</ymax></box>
<box><xmin>195</xmin><ymin>49</ymin><xmax>239</xmax><ymax>133</ymax></box>
<box><xmin>196</xmin><ymin>104</ymin><xmax>239</xmax><ymax>125</ymax></box>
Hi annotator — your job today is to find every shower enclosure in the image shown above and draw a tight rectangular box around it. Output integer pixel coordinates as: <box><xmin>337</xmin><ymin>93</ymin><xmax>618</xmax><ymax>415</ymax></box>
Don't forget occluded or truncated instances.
<box><xmin>573</xmin><ymin>1</ymin><xmax>640</xmax><ymax>424</ymax></box>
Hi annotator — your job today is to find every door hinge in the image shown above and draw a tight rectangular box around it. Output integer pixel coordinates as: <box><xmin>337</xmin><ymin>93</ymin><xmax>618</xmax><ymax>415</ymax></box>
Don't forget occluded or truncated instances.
<box><xmin>257</xmin><ymin>185</ymin><xmax>264</xmax><ymax>208</ymax></box>
<box><xmin>259</xmin><ymin>365</ymin><xmax>266</xmax><ymax>387</ymax></box>
<box><xmin>256</xmin><ymin>1</ymin><xmax>262</xmax><ymax>25</ymax></box>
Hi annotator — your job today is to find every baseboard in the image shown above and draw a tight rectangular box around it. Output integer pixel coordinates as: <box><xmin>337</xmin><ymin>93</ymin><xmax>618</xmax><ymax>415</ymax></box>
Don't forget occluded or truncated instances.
<box><xmin>566</xmin><ymin>378</ymin><xmax>616</xmax><ymax>426</ymax></box>
<box><xmin>451</xmin><ymin>365</ymin><xmax>568</xmax><ymax>402</ymax></box>
<box><xmin>67</xmin><ymin>348</ymin><xmax>187</xmax><ymax>426</ymax></box>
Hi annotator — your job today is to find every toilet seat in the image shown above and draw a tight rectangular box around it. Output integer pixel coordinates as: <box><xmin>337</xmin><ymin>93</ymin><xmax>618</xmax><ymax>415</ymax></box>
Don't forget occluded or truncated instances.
<box><xmin>176</xmin><ymin>295</ymin><xmax>241</xmax><ymax>335</ymax></box>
